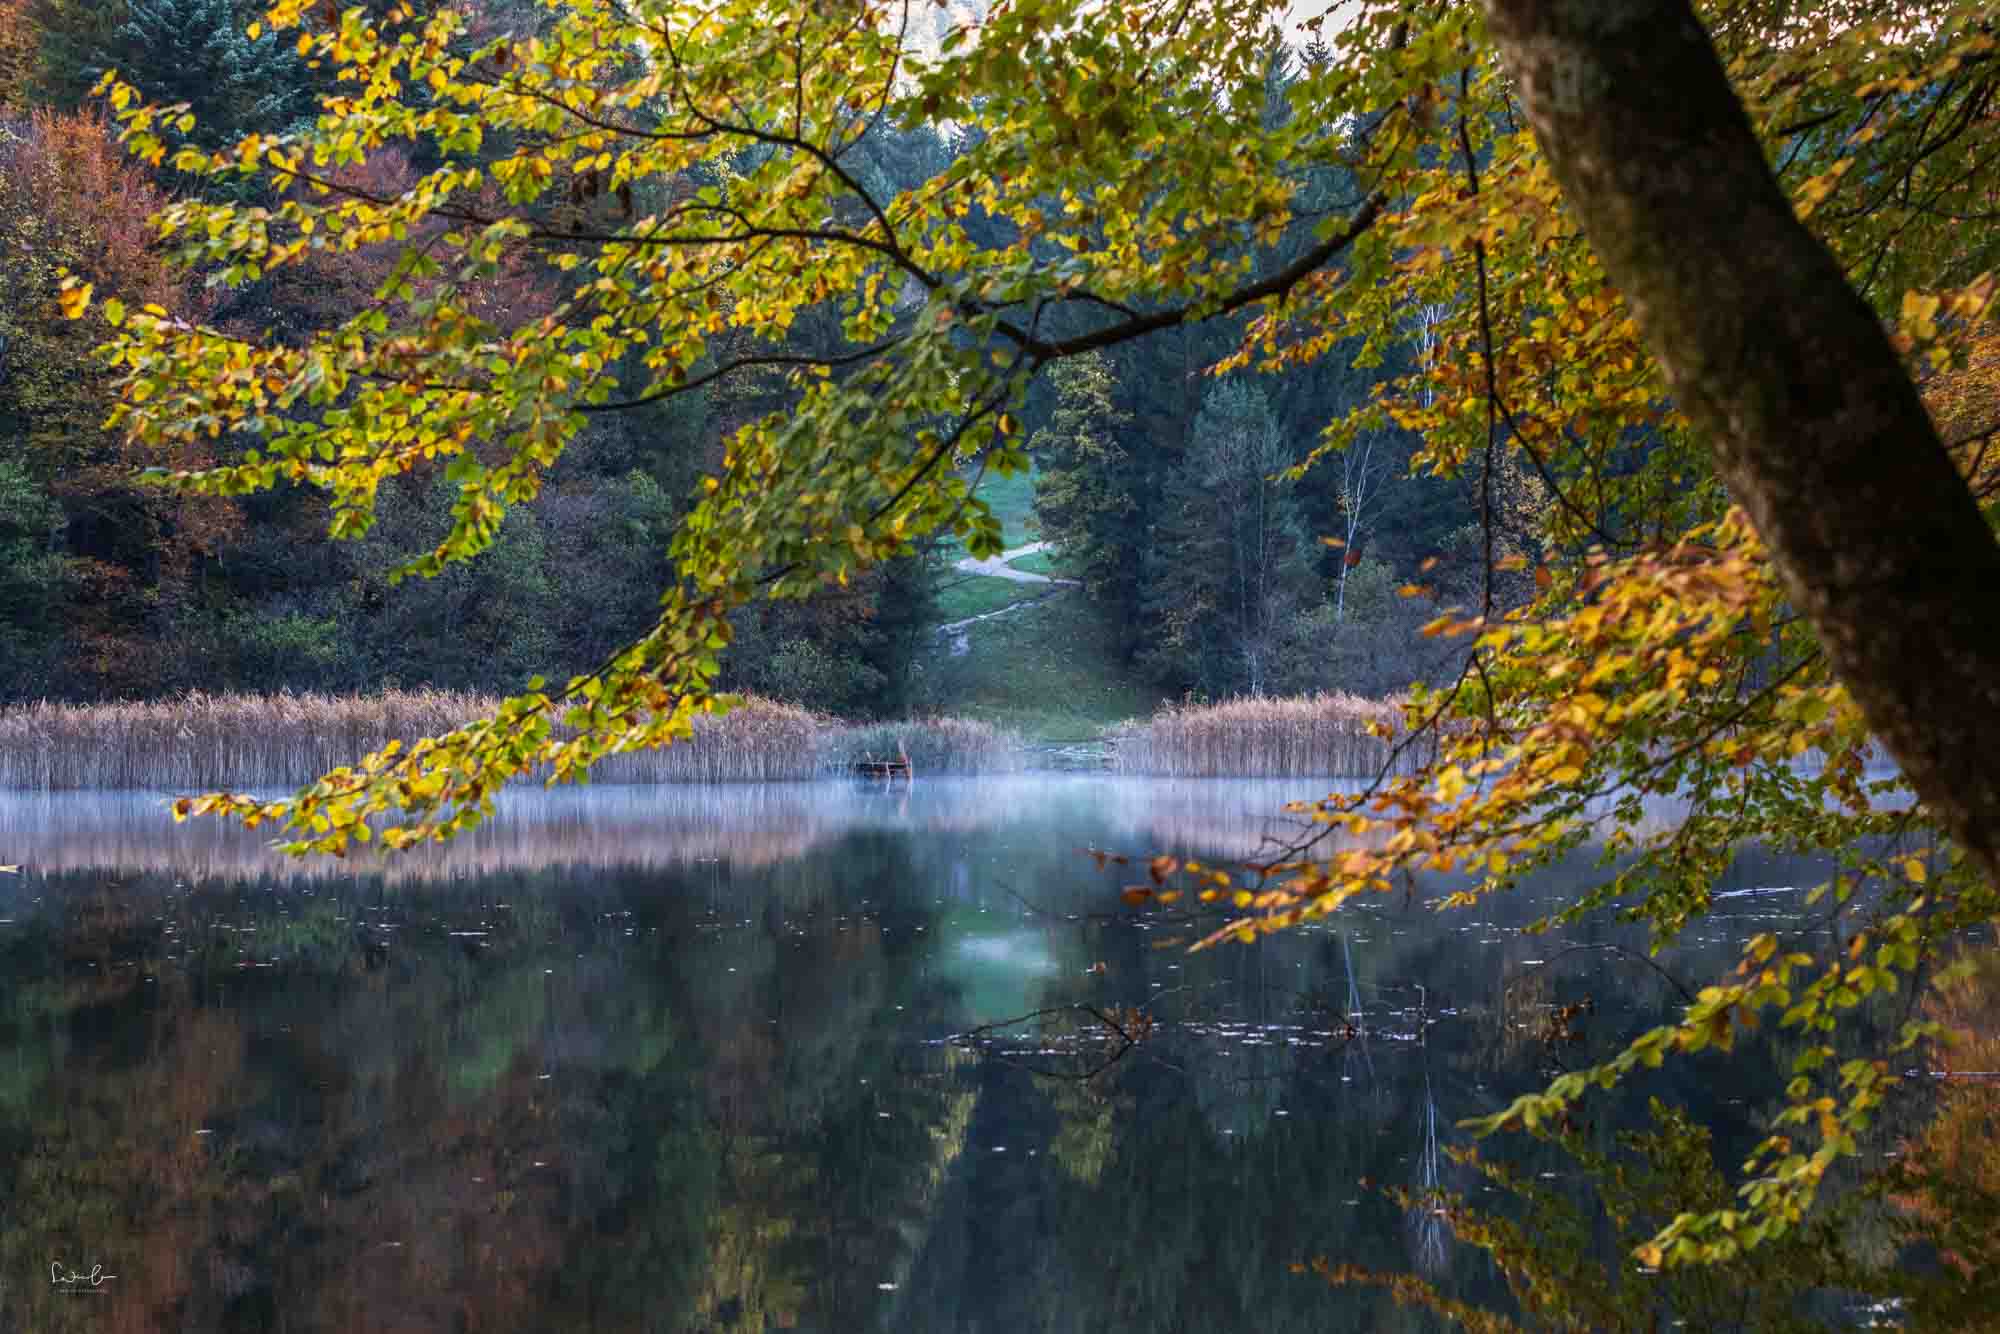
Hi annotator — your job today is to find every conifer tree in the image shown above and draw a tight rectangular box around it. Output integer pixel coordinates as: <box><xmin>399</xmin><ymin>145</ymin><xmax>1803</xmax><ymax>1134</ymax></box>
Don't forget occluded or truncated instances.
<box><xmin>0</xmin><ymin>457</ymin><xmax>69</xmax><ymax>691</ymax></box>
<box><xmin>1139</xmin><ymin>381</ymin><xmax>1314</xmax><ymax>697</ymax></box>
<box><xmin>23</xmin><ymin>0</ymin><xmax>122</xmax><ymax>110</ymax></box>
<box><xmin>40</xmin><ymin>0</ymin><xmax>309</xmax><ymax>148</ymax></box>
<box><xmin>1028</xmin><ymin>353</ymin><xmax>1142</xmax><ymax>618</ymax></box>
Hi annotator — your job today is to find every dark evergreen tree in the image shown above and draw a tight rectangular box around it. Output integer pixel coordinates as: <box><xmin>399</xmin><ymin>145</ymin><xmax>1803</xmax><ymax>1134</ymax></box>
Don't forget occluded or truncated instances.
<box><xmin>1137</xmin><ymin>380</ymin><xmax>1315</xmax><ymax>697</ymax></box>
<box><xmin>725</xmin><ymin>545</ymin><xmax>940</xmax><ymax>717</ymax></box>
<box><xmin>849</xmin><ymin>120</ymin><xmax>952</xmax><ymax>211</ymax></box>
<box><xmin>39</xmin><ymin>0</ymin><xmax>312</xmax><ymax>148</ymax></box>
<box><xmin>1028</xmin><ymin>353</ymin><xmax>1142</xmax><ymax>619</ymax></box>
<box><xmin>24</xmin><ymin>0</ymin><xmax>123</xmax><ymax>111</ymax></box>
<box><xmin>0</xmin><ymin>457</ymin><xmax>69</xmax><ymax>693</ymax></box>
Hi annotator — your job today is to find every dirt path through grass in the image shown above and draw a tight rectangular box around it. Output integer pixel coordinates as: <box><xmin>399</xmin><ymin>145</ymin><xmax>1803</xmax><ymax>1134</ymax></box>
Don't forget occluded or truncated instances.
<box><xmin>937</xmin><ymin>542</ymin><xmax>1079</xmax><ymax>654</ymax></box>
<box><xmin>952</xmin><ymin>540</ymin><xmax>1063</xmax><ymax>584</ymax></box>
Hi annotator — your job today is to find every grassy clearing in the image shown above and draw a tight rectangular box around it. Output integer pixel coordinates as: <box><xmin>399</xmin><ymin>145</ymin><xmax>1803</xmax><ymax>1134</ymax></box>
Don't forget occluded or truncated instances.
<box><xmin>974</xmin><ymin>465</ymin><xmax>1039</xmax><ymax>548</ymax></box>
<box><xmin>934</xmin><ymin>572</ymin><xmax>1034</xmax><ymax>622</ymax></box>
<box><xmin>940</xmin><ymin>463</ymin><xmax>1040</xmax><ymax>556</ymax></box>
<box><xmin>1110</xmin><ymin>693</ymin><xmax>1432</xmax><ymax>777</ymax></box>
<box><xmin>0</xmin><ymin>691</ymin><xmax>1027</xmax><ymax>790</ymax></box>
<box><xmin>918</xmin><ymin>593</ymin><xmax>1162</xmax><ymax>742</ymax></box>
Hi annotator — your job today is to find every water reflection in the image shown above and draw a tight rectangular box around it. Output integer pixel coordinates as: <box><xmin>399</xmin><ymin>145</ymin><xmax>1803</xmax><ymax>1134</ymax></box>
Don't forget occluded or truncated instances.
<box><xmin>0</xmin><ymin>781</ymin><xmax>1832</xmax><ymax>1332</ymax></box>
<box><xmin>0</xmin><ymin>778</ymin><xmax>1356</xmax><ymax>885</ymax></box>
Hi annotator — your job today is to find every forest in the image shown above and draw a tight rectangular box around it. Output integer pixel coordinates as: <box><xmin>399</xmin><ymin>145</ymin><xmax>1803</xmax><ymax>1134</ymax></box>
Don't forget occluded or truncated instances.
<box><xmin>0</xmin><ymin>0</ymin><xmax>1480</xmax><ymax>719</ymax></box>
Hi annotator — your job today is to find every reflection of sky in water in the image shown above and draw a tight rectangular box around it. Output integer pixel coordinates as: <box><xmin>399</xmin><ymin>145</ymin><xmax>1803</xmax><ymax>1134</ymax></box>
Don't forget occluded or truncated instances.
<box><xmin>947</xmin><ymin>926</ymin><xmax>1061</xmax><ymax>1020</ymax></box>
<box><xmin>953</xmin><ymin>933</ymin><xmax>1055</xmax><ymax>969</ymax></box>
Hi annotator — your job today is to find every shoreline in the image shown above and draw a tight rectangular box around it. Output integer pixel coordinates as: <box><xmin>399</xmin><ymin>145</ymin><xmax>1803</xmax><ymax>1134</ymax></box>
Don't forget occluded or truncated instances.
<box><xmin>0</xmin><ymin>690</ymin><xmax>1027</xmax><ymax>791</ymax></box>
<box><xmin>0</xmin><ymin>688</ymin><xmax>1428</xmax><ymax>791</ymax></box>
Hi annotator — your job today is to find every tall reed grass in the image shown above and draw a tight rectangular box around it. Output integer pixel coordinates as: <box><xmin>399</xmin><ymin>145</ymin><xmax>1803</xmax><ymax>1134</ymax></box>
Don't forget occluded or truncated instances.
<box><xmin>0</xmin><ymin>690</ymin><xmax>484</xmax><ymax>791</ymax></box>
<box><xmin>1111</xmin><ymin>692</ymin><xmax>1433</xmax><ymax>778</ymax></box>
<box><xmin>0</xmin><ymin>691</ymin><xmax>1026</xmax><ymax>790</ymax></box>
<box><xmin>592</xmin><ymin>695</ymin><xmax>827</xmax><ymax>784</ymax></box>
<box><xmin>818</xmin><ymin>718</ymin><xmax>1028</xmax><ymax>776</ymax></box>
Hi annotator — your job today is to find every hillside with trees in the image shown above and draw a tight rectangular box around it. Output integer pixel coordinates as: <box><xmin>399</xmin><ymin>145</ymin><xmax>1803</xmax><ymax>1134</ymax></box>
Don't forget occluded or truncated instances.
<box><xmin>1</xmin><ymin>3</ymin><xmax>1478</xmax><ymax>718</ymax></box>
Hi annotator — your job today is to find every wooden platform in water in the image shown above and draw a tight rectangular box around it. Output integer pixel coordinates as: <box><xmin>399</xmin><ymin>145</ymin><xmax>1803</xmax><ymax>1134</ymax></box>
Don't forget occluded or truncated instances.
<box><xmin>852</xmin><ymin>759</ymin><xmax>912</xmax><ymax>779</ymax></box>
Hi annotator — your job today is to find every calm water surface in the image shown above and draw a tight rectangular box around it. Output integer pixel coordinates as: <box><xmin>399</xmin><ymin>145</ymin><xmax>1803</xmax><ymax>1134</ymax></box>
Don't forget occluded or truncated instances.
<box><xmin>0</xmin><ymin>778</ymin><xmax>1833</xmax><ymax>1332</ymax></box>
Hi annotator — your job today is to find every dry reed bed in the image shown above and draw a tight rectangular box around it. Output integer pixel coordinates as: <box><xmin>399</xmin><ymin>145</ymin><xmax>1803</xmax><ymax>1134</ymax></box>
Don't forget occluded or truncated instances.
<box><xmin>0</xmin><ymin>691</ymin><xmax>1025</xmax><ymax>790</ymax></box>
<box><xmin>817</xmin><ymin>718</ymin><xmax>1028</xmax><ymax>776</ymax></box>
<box><xmin>1112</xmin><ymin>692</ymin><xmax>1435</xmax><ymax>778</ymax></box>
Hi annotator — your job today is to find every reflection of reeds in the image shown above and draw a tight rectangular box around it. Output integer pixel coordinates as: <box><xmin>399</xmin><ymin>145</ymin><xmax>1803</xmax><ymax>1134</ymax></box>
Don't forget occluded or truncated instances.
<box><xmin>0</xmin><ymin>787</ymin><xmax>838</xmax><ymax>881</ymax></box>
<box><xmin>1133</xmin><ymin>779</ymin><xmax>1389</xmax><ymax>860</ymax></box>
<box><xmin>1406</xmin><ymin>1070</ymin><xmax>1451</xmax><ymax>1275</ymax></box>
<box><xmin>0</xmin><ymin>778</ymin><xmax>1339</xmax><ymax>884</ymax></box>
<box><xmin>0</xmin><ymin>692</ymin><xmax>1025</xmax><ymax>790</ymax></box>
<box><xmin>1111</xmin><ymin>693</ymin><xmax>1432</xmax><ymax>778</ymax></box>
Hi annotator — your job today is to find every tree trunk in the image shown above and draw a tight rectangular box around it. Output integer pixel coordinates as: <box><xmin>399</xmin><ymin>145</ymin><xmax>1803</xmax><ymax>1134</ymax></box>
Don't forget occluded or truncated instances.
<box><xmin>1478</xmin><ymin>0</ymin><xmax>2000</xmax><ymax>880</ymax></box>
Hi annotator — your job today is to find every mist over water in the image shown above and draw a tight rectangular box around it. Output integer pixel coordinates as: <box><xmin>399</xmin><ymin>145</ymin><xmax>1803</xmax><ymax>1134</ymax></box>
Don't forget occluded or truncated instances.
<box><xmin>0</xmin><ymin>777</ymin><xmax>1366</xmax><ymax>881</ymax></box>
<box><xmin>0</xmin><ymin>780</ymin><xmax>1834</xmax><ymax>1332</ymax></box>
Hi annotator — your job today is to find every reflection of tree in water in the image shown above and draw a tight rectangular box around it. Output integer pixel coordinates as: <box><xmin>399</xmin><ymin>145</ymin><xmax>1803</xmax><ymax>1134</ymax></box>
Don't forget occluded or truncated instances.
<box><xmin>0</xmin><ymin>795</ymin><xmax>1811</xmax><ymax>1333</ymax></box>
<box><xmin>0</xmin><ymin>849</ymin><xmax>978</xmax><ymax>1333</ymax></box>
<box><xmin>1324</xmin><ymin>931</ymin><xmax>1450</xmax><ymax>1280</ymax></box>
<box><xmin>1048</xmin><ymin>1074</ymin><xmax>1123</xmax><ymax>1186</ymax></box>
<box><xmin>0</xmin><ymin>967</ymin><xmax>246</xmax><ymax>1332</ymax></box>
<box><xmin>906</xmin><ymin>917</ymin><xmax>1503</xmax><ymax>1334</ymax></box>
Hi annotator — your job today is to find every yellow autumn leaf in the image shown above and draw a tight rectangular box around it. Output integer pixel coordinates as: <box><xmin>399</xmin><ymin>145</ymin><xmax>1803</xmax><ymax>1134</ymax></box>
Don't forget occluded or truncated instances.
<box><xmin>1900</xmin><ymin>289</ymin><xmax>1941</xmax><ymax>327</ymax></box>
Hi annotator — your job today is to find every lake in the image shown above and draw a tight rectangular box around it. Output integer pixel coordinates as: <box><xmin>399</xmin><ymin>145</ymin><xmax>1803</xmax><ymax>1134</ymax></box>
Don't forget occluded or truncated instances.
<box><xmin>0</xmin><ymin>777</ymin><xmax>1842</xmax><ymax>1331</ymax></box>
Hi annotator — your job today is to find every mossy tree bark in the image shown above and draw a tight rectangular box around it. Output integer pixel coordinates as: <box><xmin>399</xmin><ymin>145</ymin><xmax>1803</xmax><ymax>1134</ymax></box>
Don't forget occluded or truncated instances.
<box><xmin>1479</xmin><ymin>0</ymin><xmax>2000</xmax><ymax>879</ymax></box>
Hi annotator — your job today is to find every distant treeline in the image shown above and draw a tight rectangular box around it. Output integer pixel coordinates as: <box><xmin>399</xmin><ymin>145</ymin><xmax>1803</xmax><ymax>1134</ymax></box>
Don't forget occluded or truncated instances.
<box><xmin>2</xmin><ymin>0</ymin><xmax>1494</xmax><ymax>718</ymax></box>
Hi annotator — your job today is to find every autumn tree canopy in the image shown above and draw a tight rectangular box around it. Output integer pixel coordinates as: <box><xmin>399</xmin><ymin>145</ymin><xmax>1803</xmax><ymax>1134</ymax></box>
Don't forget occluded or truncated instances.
<box><xmin>66</xmin><ymin>0</ymin><xmax>2000</xmax><ymax>1271</ymax></box>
